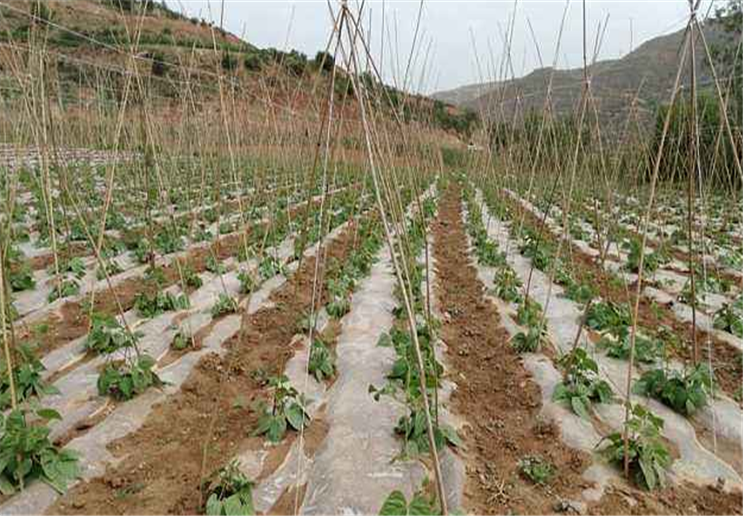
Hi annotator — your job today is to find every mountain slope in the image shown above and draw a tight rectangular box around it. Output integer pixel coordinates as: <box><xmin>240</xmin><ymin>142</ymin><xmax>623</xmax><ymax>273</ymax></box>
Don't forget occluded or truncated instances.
<box><xmin>0</xmin><ymin>0</ymin><xmax>475</xmax><ymax>139</ymax></box>
<box><xmin>433</xmin><ymin>23</ymin><xmax>726</xmax><ymax>127</ymax></box>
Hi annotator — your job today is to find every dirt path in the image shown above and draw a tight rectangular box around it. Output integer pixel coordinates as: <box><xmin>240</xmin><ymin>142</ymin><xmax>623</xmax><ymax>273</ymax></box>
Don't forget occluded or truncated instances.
<box><xmin>431</xmin><ymin>182</ymin><xmax>592</xmax><ymax>514</ymax></box>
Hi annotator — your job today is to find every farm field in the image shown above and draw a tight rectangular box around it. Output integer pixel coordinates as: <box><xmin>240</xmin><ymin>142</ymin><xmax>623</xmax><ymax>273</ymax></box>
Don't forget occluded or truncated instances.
<box><xmin>0</xmin><ymin>1</ymin><xmax>742</xmax><ymax>515</ymax></box>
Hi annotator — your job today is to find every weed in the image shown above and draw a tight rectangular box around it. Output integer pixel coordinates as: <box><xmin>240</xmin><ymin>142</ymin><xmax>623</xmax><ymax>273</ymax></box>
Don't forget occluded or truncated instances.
<box><xmin>518</xmin><ymin>455</ymin><xmax>555</xmax><ymax>485</ymax></box>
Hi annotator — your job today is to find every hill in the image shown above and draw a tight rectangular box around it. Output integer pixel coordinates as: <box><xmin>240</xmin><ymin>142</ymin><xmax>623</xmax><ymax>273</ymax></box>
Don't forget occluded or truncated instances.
<box><xmin>0</xmin><ymin>0</ymin><xmax>476</xmax><ymax>140</ymax></box>
<box><xmin>432</xmin><ymin>23</ymin><xmax>727</xmax><ymax>128</ymax></box>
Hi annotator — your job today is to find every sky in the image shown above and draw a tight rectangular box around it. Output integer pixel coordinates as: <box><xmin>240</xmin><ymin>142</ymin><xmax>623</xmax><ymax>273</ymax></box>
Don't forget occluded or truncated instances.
<box><xmin>172</xmin><ymin>1</ymin><xmax>714</xmax><ymax>94</ymax></box>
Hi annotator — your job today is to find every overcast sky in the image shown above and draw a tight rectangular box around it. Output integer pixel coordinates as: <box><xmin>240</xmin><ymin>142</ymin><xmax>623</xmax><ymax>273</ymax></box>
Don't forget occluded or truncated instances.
<box><xmin>173</xmin><ymin>1</ymin><xmax>712</xmax><ymax>94</ymax></box>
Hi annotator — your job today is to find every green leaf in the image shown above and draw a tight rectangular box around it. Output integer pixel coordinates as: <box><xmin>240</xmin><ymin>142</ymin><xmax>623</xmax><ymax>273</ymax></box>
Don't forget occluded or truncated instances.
<box><xmin>35</xmin><ymin>408</ymin><xmax>62</xmax><ymax>421</ymax></box>
<box><xmin>571</xmin><ymin>396</ymin><xmax>590</xmax><ymax>420</ymax></box>
<box><xmin>285</xmin><ymin>403</ymin><xmax>305</xmax><ymax>431</ymax></box>
<box><xmin>639</xmin><ymin>456</ymin><xmax>656</xmax><ymax>490</ymax></box>
<box><xmin>380</xmin><ymin>490</ymin><xmax>408</xmax><ymax>516</ymax></box>
<box><xmin>206</xmin><ymin>494</ymin><xmax>223</xmax><ymax>516</ymax></box>
<box><xmin>440</xmin><ymin>425</ymin><xmax>462</xmax><ymax>448</ymax></box>
<box><xmin>0</xmin><ymin>475</ymin><xmax>15</xmax><ymax>496</ymax></box>
<box><xmin>222</xmin><ymin>494</ymin><xmax>245</xmax><ymax>515</ymax></box>
<box><xmin>266</xmin><ymin>416</ymin><xmax>287</xmax><ymax>443</ymax></box>
<box><xmin>408</xmin><ymin>494</ymin><xmax>435</xmax><ymax>515</ymax></box>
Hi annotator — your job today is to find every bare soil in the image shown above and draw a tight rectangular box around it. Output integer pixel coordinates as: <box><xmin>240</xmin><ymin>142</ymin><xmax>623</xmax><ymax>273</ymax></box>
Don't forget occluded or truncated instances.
<box><xmin>432</xmin><ymin>183</ymin><xmax>594</xmax><ymax>514</ymax></box>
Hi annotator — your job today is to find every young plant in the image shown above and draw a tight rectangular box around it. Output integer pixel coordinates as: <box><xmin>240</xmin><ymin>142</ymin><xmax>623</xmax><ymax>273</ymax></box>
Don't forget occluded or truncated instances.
<box><xmin>493</xmin><ymin>267</ymin><xmax>522</xmax><ymax>303</ymax></box>
<box><xmin>308</xmin><ymin>338</ymin><xmax>335</xmax><ymax>382</ymax></box>
<box><xmin>598</xmin><ymin>329</ymin><xmax>664</xmax><ymax>364</ymax></box>
<box><xmin>47</xmin><ymin>279</ymin><xmax>80</xmax><ymax>302</ymax></box>
<box><xmin>0</xmin><ymin>343</ymin><xmax>57</xmax><ymax>410</ymax></box>
<box><xmin>96</xmin><ymin>259</ymin><xmax>123</xmax><ymax>281</ymax></box>
<box><xmin>211</xmin><ymin>294</ymin><xmax>238</xmax><ymax>317</ymax></box>
<box><xmin>251</xmin><ymin>375</ymin><xmax>309</xmax><ymax>443</ymax></box>
<box><xmin>520</xmin><ymin>234</ymin><xmax>553</xmax><ymax>271</ymax></box>
<box><xmin>237</xmin><ymin>269</ymin><xmax>256</xmax><ymax>295</ymax></box>
<box><xmin>326</xmin><ymin>274</ymin><xmax>353</xmax><ymax>319</ymax></box>
<box><xmin>633</xmin><ymin>364</ymin><xmax>713</xmax><ymax>415</ymax></box>
<box><xmin>144</xmin><ymin>265</ymin><xmax>167</xmax><ymax>286</ymax></box>
<box><xmin>97</xmin><ymin>355</ymin><xmax>163</xmax><ymax>401</ymax></box>
<box><xmin>394</xmin><ymin>408</ymin><xmax>461</xmax><ymax>458</ymax></box>
<box><xmin>205</xmin><ymin>255</ymin><xmax>226</xmax><ymax>274</ymax></box>
<box><xmin>257</xmin><ymin>255</ymin><xmax>285</xmax><ymax>281</ymax></box>
<box><xmin>0</xmin><ymin>408</ymin><xmax>80</xmax><ymax>494</ymax></box>
<box><xmin>204</xmin><ymin>460</ymin><xmax>255</xmax><ymax>516</ymax></box>
<box><xmin>601</xmin><ymin>404</ymin><xmax>671</xmax><ymax>490</ymax></box>
<box><xmin>516</xmin><ymin>298</ymin><xmax>543</xmax><ymax>327</ymax></box>
<box><xmin>585</xmin><ymin>301</ymin><xmax>631</xmax><ymax>335</ymax></box>
<box><xmin>85</xmin><ymin>314</ymin><xmax>140</xmax><ymax>354</ymax></box>
<box><xmin>171</xmin><ymin>331</ymin><xmax>195</xmax><ymax>351</ymax></box>
<box><xmin>134</xmin><ymin>291</ymin><xmax>189</xmax><ymax>318</ymax></box>
<box><xmin>625</xmin><ymin>238</ymin><xmax>661</xmax><ymax>274</ymax></box>
<box><xmin>518</xmin><ymin>455</ymin><xmax>555</xmax><ymax>485</ymax></box>
<box><xmin>9</xmin><ymin>262</ymin><xmax>35</xmax><ymax>292</ymax></box>
<box><xmin>563</xmin><ymin>279</ymin><xmax>596</xmax><ymax>306</ymax></box>
<box><xmin>371</xmin><ymin>325</ymin><xmax>443</xmax><ymax>404</ymax></box>
<box><xmin>713</xmin><ymin>302</ymin><xmax>743</xmax><ymax>338</ymax></box>
<box><xmin>511</xmin><ymin>324</ymin><xmax>547</xmax><ymax>353</ymax></box>
<box><xmin>182</xmin><ymin>265</ymin><xmax>203</xmax><ymax>289</ymax></box>
<box><xmin>54</xmin><ymin>257</ymin><xmax>86</xmax><ymax>279</ymax></box>
<box><xmin>379</xmin><ymin>489</ymin><xmax>438</xmax><ymax>516</ymax></box>
<box><xmin>553</xmin><ymin>348</ymin><xmax>613</xmax><ymax>419</ymax></box>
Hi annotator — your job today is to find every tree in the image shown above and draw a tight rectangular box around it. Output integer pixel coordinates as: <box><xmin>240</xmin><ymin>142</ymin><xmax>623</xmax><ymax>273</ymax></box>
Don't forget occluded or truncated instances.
<box><xmin>313</xmin><ymin>51</ymin><xmax>335</xmax><ymax>73</ymax></box>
